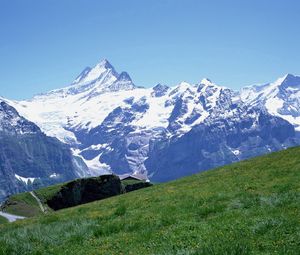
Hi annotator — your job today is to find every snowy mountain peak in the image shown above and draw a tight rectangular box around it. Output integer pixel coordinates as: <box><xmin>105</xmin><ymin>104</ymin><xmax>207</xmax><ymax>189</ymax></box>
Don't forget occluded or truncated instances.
<box><xmin>262</xmin><ymin>73</ymin><xmax>299</xmax><ymax>90</ymax></box>
<box><xmin>117</xmin><ymin>71</ymin><xmax>132</xmax><ymax>82</ymax></box>
<box><xmin>153</xmin><ymin>83</ymin><xmax>169</xmax><ymax>91</ymax></box>
<box><xmin>197</xmin><ymin>78</ymin><xmax>226</xmax><ymax>94</ymax></box>
<box><xmin>72</xmin><ymin>67</ymin><xmax>92</xmax><ymax>84</ymax></box>
<box><xmin>33</xmin><ymin>59</ymin><xmax>136</xmax><ymax>99</ymax></box>
<box><xmin>107</xmin><ymin>71</ymin><xmax>136</xmax><ymax>92</ymax></box>
<box><xmin>280</xmin><ymin>73</ymin><xmax>300</xmax><ymax>88</ymax></box>
<box><xmin>177</xmin><ymin>81</ymin><xmax>193</xmax><ymax>90</ymax></box>
<box><xmin>169</xmin><ymin>81</ymin><xmax>194</xmax><ymax>96</ymax></box>
<box><xmin>241</xmin><ymin>74</ymin><xmax>300</xmax><ymax>101</ymax></box>
<box><xmin>200</xmin><ymin>78</ymin><xmax>213</xmax><ymax>86</ymax></box>
<box><xmin>96</xmin><ymin>58</ymin><xmax>114</xmax><ymax>69</ymax></box>
<box><xmin>240</xmin><ymin>73</ymin><xmax>300</xmax><ymax>131</ymax></box>
<box><xmin>71</xmin><ymin>58</ymin><xmax>118</xmax><ymax>86</ymax></box>
<box><xmin>151</xmin><ymin>83</ymin><xmax>170</xmax><ymax>97</ymax></box>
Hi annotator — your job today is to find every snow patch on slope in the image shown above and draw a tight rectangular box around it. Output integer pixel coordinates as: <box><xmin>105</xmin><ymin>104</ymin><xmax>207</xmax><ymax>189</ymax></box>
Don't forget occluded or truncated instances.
<box><xmin>15</xmin><ymin>174</ymin><xmax>37</xmax><ymax>185</ymax></box>
<box><xmin>241</xmin><ymin>74</ymin><xmax>300</xmax><ymax>131</ymax></box>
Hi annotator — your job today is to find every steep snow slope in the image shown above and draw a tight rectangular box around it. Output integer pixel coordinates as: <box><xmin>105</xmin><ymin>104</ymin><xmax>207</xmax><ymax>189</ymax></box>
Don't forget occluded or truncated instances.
<box><xmin>241</xmin><ymin>74</ymin><xmax>300</xmax><ymax>131</ymax></box>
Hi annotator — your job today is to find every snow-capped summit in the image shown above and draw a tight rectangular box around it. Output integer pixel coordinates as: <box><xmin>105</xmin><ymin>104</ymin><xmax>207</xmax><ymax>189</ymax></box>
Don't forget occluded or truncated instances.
<box><xmin>36</xmin><ymin>59</ymin><xmax>136</xmax><ymax>99</ymax></box>
<box><xmin>70</xmin><ymin>59</ymin><xmax>136</xmax><ymax>94</ymax></box>
<box><xmin>241</xmin><ymin>74</ymin><xmax>300</xmax><ymax>103</ymax></box>
<box><xmin>200</xmin><ymin>78</ymin><xmax>213</xmax><ymax>86</ymax></box>
<box><xmin>117</xmin><ymin>71</ymin><xmax>132</xmax><ymax>82</ymax></box>
<box><xmin>72</xmin><ymin>59</ymin><xmax>117</xmax><ymax>85</ymax></box>
<box><xmin>169</xmin><ymin>81</ymin><xmax>194</xmax><ymax>96</ymax></box>
<box><xmin>197</xmin><ymin>78</ymin><xmax>225</xmax><ymax>92</ymax></box>
<box><xmin>68</xmin><ymin>59</ymin><xmax>119</xmax><ymax>92</ymax></box>
<box><xmin>106</xmin><ymin>71</ymin><xmax>136</xmax><ymax>92</ymax></box>
<box><xmin>241</xmin><ymin>73</ymin><xmax>300</xmax><ymax>131</ymax></box>
<box><xmin>72</xmin><ymin>67</ymin><xmax>92</xmax><ymax>85</ymax></box>
<box><xmin>280</xmin><ymin>73</ymin><xmax>300</xmax><ymax>89</ymax></box>
<box><xmin>98</xmin><ymin>58</ymin><xmax>114</xmax><ymax>68</ymax></box>
<box><xmin>151</xmin><ymin>84</ymin><xmax>170</xmax><ymax>97</ymax></box>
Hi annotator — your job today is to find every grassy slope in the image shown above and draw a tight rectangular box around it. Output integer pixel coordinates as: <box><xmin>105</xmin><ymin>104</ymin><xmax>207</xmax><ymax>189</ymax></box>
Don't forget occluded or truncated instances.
<box><xmin>2</xmin><ymin>181</ymin><xmax>70</xmax><ymax>217</ymax></box>
<box><xmin>35</xmin><ymin>182</ymin><xmax>63</xmax><ymax>202</ymax></box>
<box><xmin>34</xmin><ymin>182</ymin><xmax>64</xmax><ymax>212</ymax></box>
<box><xmin>0</xmin><ymin>215</ymin><xmax>8</xmax><ymax>224</ymax></box>
<box><xmin>1</xmin><ymin>147</ymin><xmax>300</xmax><ymax>254</ymax></box>
<box><xmin>2</xmin><ymin>179</ymin><xmax>147</xmax><ymax>217</ymax></box>
<box><xmin>3</xmin><ymin>192</ymin><xmax>42</xmax><ymax>217</ymax></box>
<box><xmin>121</xmin><ymin>179</ymin><xmax>144</xmax><ymax>185</ymax></box>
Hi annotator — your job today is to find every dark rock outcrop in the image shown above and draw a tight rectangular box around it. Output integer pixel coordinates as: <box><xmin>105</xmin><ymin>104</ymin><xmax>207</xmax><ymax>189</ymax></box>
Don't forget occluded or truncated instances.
<box><xmin>47</xmin><ymin>175</ymin><xmax>124</xmax><ymax>210</ymax></box>
<box><xmin>123</xmin><ymin>181</ymin><xmax>153</xmax><ymax>192</ymax></box>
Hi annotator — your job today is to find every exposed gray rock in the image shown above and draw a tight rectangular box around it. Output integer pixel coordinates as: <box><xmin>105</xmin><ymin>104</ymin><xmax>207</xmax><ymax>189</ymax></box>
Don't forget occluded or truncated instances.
<box><xmin>0</xmin><ymin>101</ymin><xmax>81</xmax><ymax>201</ymax></box>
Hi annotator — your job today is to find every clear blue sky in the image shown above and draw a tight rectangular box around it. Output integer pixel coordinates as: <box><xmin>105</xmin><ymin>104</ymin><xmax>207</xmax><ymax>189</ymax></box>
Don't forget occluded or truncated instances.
<box><xmin>1</xmin><ymin>0</ymin><xmax>299</xmax><ymax>99</ymax></box>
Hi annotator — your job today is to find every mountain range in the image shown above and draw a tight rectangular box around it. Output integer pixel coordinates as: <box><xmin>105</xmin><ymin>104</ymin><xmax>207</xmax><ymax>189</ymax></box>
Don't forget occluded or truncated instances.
<box><xmin>1</xmin><ymin>59</ymin><xmax>300</xmax><ymax>198</ymax></box>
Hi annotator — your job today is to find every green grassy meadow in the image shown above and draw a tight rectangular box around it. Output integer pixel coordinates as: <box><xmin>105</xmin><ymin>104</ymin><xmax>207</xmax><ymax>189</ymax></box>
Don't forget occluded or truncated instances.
<box><xmin>0</xmin><ymin>215</ymin><xmax>8</xmax><ymax>225</ymax></box>
<box><xmin>3</xmin><ymin>192</ymin><xmax>42</xmax><ymax>217</ymax></box>
<box><xmin>1</xmin><ymin>147</ymin><xmax>300</xmax><ymax>254</ymax></box>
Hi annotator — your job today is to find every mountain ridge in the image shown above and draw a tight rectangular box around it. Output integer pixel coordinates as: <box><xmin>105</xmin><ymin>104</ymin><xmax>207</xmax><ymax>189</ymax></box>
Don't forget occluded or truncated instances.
<box><xmin>2</xmin><ymin>58</ymin><xmax>300</xmax><ymax>182</ymax></box>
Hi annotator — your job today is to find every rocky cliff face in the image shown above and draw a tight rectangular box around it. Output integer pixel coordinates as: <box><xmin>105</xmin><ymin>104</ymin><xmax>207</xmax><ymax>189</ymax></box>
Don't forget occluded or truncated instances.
<box><xmin>145</xmin><ymin>108</ymin><xmax>297</xmax><ymax>182</ymax></box>
<box><xmin>0</xmin><ymin>101</ymin><xmax>82</xmax><ymax>201</ymax></box>
<box><xmin>47</xmin><ymin>175</ymin><xmax>123</xmax><ymax>210</ymax></box>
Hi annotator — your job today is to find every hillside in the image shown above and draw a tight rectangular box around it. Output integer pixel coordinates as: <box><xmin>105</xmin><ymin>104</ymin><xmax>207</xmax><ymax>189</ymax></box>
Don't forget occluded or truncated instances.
<box><xmin>1</xmin><ymin>176</ymin><xmax>151</xmax><ymax>217</ymax></box>
<box><xmin>0</xmin><ymin>215</ymin><xmax>8</xmax><ymax>224</ymax></box>
<box><xmin>1</xmin><ymin>147</ymin><xmax>300</xmax><ymax>254</ymax></box>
